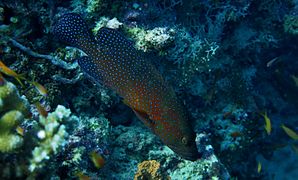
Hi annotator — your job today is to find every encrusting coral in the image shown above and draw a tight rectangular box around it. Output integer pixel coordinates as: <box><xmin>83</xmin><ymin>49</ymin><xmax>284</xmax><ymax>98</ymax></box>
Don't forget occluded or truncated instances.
<box><xmin>0</xmin><ymin>79</ymin><xmax>30</xmax><ymax>152</ymax></box>
<box><xmin>134</xmin><ymin>160</ymin><xmax>168</xmax><ymax>180</ymax></box>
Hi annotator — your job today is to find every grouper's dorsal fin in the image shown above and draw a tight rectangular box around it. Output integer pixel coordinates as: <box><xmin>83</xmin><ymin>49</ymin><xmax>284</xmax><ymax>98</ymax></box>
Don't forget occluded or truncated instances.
<box><xmin>95</xmin><ymin>28</ymin><xmax>134</xmax><ymax>51</ymax></box>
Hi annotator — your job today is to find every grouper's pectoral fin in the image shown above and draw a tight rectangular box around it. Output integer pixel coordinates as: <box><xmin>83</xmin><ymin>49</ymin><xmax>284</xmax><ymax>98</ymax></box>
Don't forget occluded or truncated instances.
<box><xmin>132</xmin><ymin>108</ymin><xmax>156</xmax><ymax>131</ymax></box>
<box><xmin>77</xmin><ymin>56</ymin><xmax>105</xmax><ymax>85</ymax></box>
<box><xmin>123</xmin><ymin>99</ymin><xmax>156</xmax><ymax>131</ymax></box>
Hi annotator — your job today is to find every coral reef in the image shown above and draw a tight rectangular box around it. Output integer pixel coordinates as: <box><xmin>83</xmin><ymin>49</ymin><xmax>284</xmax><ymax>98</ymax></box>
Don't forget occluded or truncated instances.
<box><xmin>168</xmin><ymin>153</ymin><xmax>227</xmax><ymax>180</ymax></box>
<box><xmin>56</xmin><ymin>113</ymin><xmax>111</xmax><ymax>178</ymax></box>
<box><xmin>148</xmin><ymin>133</ymin><xmax>230</xmax><ymax>179</ymax></box>
<box><xmin>212</xmin><ymin>107</ymin><xmax>249</xmax><ymax>152</ymax></box>
<box><xmin>0</xmin><ymin>0</ymin><xmax>298</xmax><ymax>179</ymax></box>
<box><xmin>98</xmin><ymin>125</ymin><xmax>158</xmax><ymax>179</ymax></box>
<box><xmin>0</xmin><ymin>79</ymin><xmax>30</xmax><ymax>152</ymax></box>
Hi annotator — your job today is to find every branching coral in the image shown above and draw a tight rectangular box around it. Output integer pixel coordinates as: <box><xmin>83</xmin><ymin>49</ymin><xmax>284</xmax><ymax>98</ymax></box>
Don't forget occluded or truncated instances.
<box><xmin>29</xmin><ymin>105</ymin><xmax>70</xmax><ymax>172</ymax></box>
<box><xmin>0</xmin><ymin>79</ymin><xmax>30</xmax><ymax>152</ymax></box>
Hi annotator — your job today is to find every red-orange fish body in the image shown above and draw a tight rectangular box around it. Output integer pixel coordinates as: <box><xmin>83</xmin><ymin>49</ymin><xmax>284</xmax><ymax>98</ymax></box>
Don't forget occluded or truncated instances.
<box><xmin>54</xmin><ymin>13</ymin><xmax>199</xmax><ymax>160</ymax></box>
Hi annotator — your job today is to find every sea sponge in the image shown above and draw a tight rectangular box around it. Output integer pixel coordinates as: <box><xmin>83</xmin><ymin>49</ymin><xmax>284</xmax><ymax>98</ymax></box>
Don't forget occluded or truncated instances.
<box><xmin>0</xmin><ymin>80</ymin><xmax>30</xmax><ymax>152</ymax></box>
<box><xmin>134</xmin><ymin>160</ymin><xmax>168</xmax><ymax>180</ymax></box>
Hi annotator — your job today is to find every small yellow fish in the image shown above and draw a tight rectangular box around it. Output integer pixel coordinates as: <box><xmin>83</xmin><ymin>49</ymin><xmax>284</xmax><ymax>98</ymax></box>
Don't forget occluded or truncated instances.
<box><xmin>34</xmin><ymin>102</ymin><xmax>48</xmax><ymax>118</ymax></box>
<box><xmin>30</xmin><ymin>81</ymin><xmax>47</xmax><ymax>96</ymax></box>
<box><xmin>257</xmin><ymin>161</ymin><xmax>262</xmax><ymax>173</ymax></box>
<box><xmin>75</xmin><ymin>171</ymin><xmax>90</xmax><ymax>180</ymax></box>
<box><xmin>89</xmin><ymin>151</ymin><xmax>105</xmax><ymax>169</ymax></box>
<box><xmin>0</xmin><ymin>60</ymin><xmax>25</xmax><ymax>86</ymax></box>
<box><xmin>260</xmin><ymin>112</ymin><xmax>271</xmax><ymax>135</ymax></box>
<box><xmin>281</xmin><ymin>124</ymin><xmax>298</xmax><ymax>140</ymax></box>
<box><xmin>16</xmin><ymin>126</ymin><xmax>24</xmax><ymax>136</ymax></box>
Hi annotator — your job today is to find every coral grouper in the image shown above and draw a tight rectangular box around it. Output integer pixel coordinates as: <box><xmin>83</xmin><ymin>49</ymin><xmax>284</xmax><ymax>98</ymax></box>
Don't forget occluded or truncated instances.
<box><xmin>53</xmin><ymin>13</ymin><xmax>200</xmax><ymax>161</ymax></box>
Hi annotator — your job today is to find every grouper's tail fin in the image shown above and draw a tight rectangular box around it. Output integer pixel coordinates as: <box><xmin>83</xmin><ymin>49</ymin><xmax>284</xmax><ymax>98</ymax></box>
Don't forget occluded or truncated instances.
<box><xmin>53</xmin><ymin>13</ymin><xmax>95</xmax><ymax>53</ymax></box>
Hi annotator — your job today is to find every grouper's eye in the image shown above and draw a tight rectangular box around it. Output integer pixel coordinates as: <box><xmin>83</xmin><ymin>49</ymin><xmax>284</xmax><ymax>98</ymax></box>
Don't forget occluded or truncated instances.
<box><xmin>181</xmin><ymin>136</ymin><xmax>188</xmax><ymax>145</ymax></box>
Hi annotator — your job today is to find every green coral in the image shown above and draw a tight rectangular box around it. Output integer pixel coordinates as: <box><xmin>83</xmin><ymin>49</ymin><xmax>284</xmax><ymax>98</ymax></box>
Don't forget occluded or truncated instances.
<box><xmin>0</xmin><ymin>80</ymin><xmax>30</xmax><ymax>152</ymax></box>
